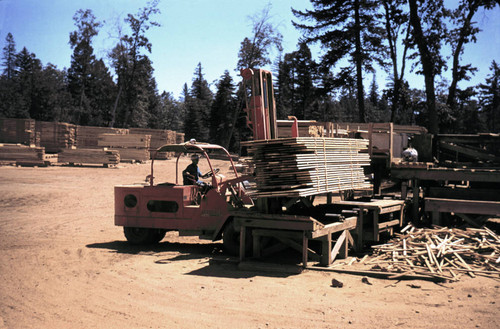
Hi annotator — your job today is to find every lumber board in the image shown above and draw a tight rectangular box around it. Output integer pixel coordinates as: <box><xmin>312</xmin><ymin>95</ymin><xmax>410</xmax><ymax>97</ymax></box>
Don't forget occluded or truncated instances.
<box><xmin>243</xmin><ymin>137</ymin><xmax>372</xmax><ymax>197</ymax></box>
<box><xmin>58</xmin><ymin>148</ymin><xmax>120</xmax><ymax>165</ymax></box>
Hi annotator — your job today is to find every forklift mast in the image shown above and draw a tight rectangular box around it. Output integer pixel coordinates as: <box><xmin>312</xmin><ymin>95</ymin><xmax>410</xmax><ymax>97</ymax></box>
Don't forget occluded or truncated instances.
<box><xmin>241</xmin><ymin>68</ymin><xmax>278</xmax><ymax>141</ymax></box>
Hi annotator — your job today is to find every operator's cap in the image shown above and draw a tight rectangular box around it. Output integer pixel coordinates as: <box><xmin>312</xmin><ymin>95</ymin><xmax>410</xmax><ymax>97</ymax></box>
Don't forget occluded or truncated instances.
<box><xmin>191</xmin><ymin>154</ymin><xmax>200</xmax><ymax>160</ymax></box>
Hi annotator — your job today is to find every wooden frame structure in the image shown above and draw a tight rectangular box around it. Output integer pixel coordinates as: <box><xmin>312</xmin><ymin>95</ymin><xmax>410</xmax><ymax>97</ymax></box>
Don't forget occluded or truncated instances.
<box><xmin>331</xmin><ymin>199</ymin><xmax>405</xmax><ymax>249</ymax></box>
<box><xmin>234</xmin><ymin>212</ymin><xmax>357</xmax><ymax>267</ymax></box>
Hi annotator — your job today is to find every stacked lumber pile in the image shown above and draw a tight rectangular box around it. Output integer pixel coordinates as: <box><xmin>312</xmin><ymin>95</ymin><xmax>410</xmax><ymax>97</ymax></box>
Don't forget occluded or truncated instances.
<box><xmin>176</xmin><ymin>132</ymin><xmax>185</xmax><ymax>144</ymax></box>
<box><xmin>129</xmin><ymin>128</ymin><xmax>178</xmax><ymax>159</ymax></box>
<box><xmin>368</xmin><ymin>225</ymin><xmax>500</xmax><ymax>281</ymax></box>
<box><xmin>35</xmin><ymin>121</ymin><xmax>76</xmax><ymax>152</ymax></box>
<box><xmin>97</xmin><ymin>133</ymin><xmax>150</xmax><ymax>162</ymax></box>
<box><xmin>58</xmin><ymin>148</ymin><xmax>120</xmax><ymax>166</ymax></box>
<box><xmin>76</xmin><ymin>126</ymin><xmax>129</xmax><ymax>148</ymax></box>
<box><xmin>436</xmin><ymin>134</ymin><xmax>500</xmax><ymax>168</ymax></box>
<box><xmin>0</xmin><ymin>118</ymin><xmax>39</xmax><ymax>146</ymax></box>
<box><xmin>243</xmin><ymin>137</ymin><xmax>372</xmax><ymax>197</ymax></box>
<box><xmin>0</xmin><ymin>143</ymin><xmax>46</xmax><ymax>166</ymax></box>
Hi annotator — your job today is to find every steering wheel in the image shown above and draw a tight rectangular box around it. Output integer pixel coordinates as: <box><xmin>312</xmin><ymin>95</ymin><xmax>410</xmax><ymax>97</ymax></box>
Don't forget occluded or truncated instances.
<box><xmin>203</xmin><ymin>168</ymin><xmax>220</xmax><ymax>178</ymax></box>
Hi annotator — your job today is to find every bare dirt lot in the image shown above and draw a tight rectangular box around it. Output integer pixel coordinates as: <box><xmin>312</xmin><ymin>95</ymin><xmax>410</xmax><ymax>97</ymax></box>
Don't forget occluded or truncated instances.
<box><xmin>0</xmin><ymin>159</ymin><xmax>499</xmax><ymax>329</ymax></box>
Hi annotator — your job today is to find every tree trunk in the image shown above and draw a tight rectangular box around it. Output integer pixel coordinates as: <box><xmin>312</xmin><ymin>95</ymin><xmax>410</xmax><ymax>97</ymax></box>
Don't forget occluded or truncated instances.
<box><xmin>354</xmin><ymin>0</ymin><xmax>365</xmax><ymax>123</ymax></box>
<box><xmin>408</xmin><ymin>0</ymin><xmax>438</xmax><ymax>134</ymax></box>
<box><xmin>447</xmin><ymin>2</ymin><xmax>479</xmax><ymax>111</ymax></box>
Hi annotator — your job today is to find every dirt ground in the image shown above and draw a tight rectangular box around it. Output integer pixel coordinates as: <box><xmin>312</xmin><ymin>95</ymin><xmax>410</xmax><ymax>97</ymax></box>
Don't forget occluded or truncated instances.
<box><xmin>0</xmin><ymin>158</ymin><xmax>499</xmax><ymax>329</ymax></box>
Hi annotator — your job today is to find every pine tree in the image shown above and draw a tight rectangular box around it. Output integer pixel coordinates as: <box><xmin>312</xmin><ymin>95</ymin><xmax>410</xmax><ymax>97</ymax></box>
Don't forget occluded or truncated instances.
<box><xmin>478</xmin><ymin>61</ymin><xmax>500</xmax><ymax>132</ymax></box>
<box><xmin>293</xmin><ymin>0</ymin><xmax>385</xmax><ymax>123</ymax></box>
<box><xmin>210</xmin><ymin>71</ymin><xmax>236</xmax><ymax>145</ymax></box>
<box><xmin>109</xmin><ymin>0</ymin><xmax>160</xmax><ymax>128</ymax></box>
<box><xmin>183</xmin><ymin>63</ymin><xmax>213</xmax><ymax>142</ymax></box>
<box><xmin>2</xmin><ymin>33</ymin><xmax>17</xmax><ymax>80</ymax></box>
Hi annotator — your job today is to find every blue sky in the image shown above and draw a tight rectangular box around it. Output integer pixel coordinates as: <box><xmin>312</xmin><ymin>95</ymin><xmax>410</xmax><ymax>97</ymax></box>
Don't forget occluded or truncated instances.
<box><xmin>1</xmin><ymin>0</ymin><xmax>499</xmax><ymax>99</ymax></box>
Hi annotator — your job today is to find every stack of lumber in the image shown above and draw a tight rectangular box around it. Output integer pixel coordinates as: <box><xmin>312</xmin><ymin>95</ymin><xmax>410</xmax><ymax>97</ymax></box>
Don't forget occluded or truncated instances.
<box><xmin>0</xmin><ymin>118</ymin><xmax>38</xmax><ymax>146</ymax></box>
<box><xmin>129</xmin><ymin>128</ymin><xmax>177</xmax><ymax>159</ymax></box>
<box><xmin>35</xmin><ymin>121</ymin><xmax>76</xmax><ymax>152</ymax></box>
<box><xmin>0</xmin><ymin>143</ymin><xmax>46</xmax><ymax>166</ymax></box>
<box><xmin>97</xmin><ymin>133</ymin><xmax>150</xmax><ymax>162</ymax></box>
<box><xmin>436</xmin><ymin>134</ymin><xmax>500</xmax><ymax>167</ymax></box>
<box><xmin>58</xmin><ymin>148</ymin><xmax>120</xmax><ymax>166</ymax></box>
<box><xmin>75</xmin><ymin>126</ymin><xmax>129</xmax><ymax>148</ymax></box>
<box><xmin>176</xmin><ymin>132</ymin><xmax>185</xmax><ymax>144</ymax></box>
<box><xmin>243</xmin><ymin>137</ymin><xmax>372</xmax><ymax>197</ymax></box>
<box><xmin>367</xmin><ymin>225</ymin><xmax>500</xmax><ymax>281</ymax></box>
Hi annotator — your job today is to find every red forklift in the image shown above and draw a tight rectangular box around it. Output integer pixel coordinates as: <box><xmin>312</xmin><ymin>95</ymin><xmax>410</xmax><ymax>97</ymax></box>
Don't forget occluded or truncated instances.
<box><xmin>114</xmin><ymin>68</ymin><xmax>297</xmax><ymax>255</ymax></box>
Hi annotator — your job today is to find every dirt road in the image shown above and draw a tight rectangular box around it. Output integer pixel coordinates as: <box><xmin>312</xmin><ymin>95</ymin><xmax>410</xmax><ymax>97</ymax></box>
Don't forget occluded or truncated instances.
<box><xmin>0</xmin><ymin>160</ymin><xmax>498</xmax><ymax>328</ymax></box>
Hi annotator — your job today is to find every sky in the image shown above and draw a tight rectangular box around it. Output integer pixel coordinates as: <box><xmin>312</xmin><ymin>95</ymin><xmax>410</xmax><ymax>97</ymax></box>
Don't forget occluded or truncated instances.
<box><xmin>0</xmin><ymin>0</ymin><xmax>499</xmax><ymax>99</ymax></box>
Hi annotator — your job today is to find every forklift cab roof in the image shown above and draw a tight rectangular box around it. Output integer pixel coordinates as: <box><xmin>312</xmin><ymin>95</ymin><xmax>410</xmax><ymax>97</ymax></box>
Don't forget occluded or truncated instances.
<box><xmin>156</xmin><ymin>142</ymin><xmax>227</xmax><ymax>154</ymax></box>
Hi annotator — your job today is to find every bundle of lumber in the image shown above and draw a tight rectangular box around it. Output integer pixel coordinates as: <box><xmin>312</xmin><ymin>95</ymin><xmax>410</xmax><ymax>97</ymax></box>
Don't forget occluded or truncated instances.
<box><xmin>0</xmin><ymin>143</ymin><xmax>46</xmax><ymax>166</ymax></box>
<box><xmin>0</xmin><ymin>118</ymin><xmax>38</xmax><ymax>146</ymax></box>
<box><xmin>75</xmin><ymin>126</ymin><xmax>129</xmax><ymax>148</ymax></box>
<box><xmin>368</xmin><ymin>224</ymin><xmax>500</xmax><ymax>281</ymax></box>
<box><xmin>176</xmin><ymin>132</ymin><xmax>185</xmax><ymax>144</ymax></box>
<box><xmin>243</xmin><ymin>137</ymin><xmax>372</xmax><ymax>197</ymax></box>
<box><xmin>35</xmin><ymin>121</ymin><xmax>76</xmax><ymax>152</ymax></box>
<box><xmin>97</xmin><ymin>133</ymin><xmax>151</xmax><ymax>149</ymax></box>
<box><xmin>58</xmin><ymin>148</ymin><xmax>120</xmax><ymax>166</ymax></box>
<box><xmin>129</xmin><ymin>128</ymin><xmax>177</xmax><ymax>159</ymax></box>
<box><xmin>97</xmin><ymin>133</ymin><xmax>150</xmax><ymax>162</ymax></box>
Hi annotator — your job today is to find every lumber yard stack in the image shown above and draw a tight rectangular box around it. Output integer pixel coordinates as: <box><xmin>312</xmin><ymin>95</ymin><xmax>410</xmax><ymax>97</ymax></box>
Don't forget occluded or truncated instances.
<box><xmin>0</xmin><ymin>118</ymin><xmax>39</xmax><ymax>146</ymax></box>
<box><xmin>129</xmin><ymin>128</ymin><xmax>178</xmax><ymax>159</ymax></box>
<box><xmin>97</xmin><ymin>133</ymin><xmax>150</xmax><ymax>162</ymax></box>
<box><xmin>76</xmin><ymin>126</ymin><xmax>129</xmax><ymax>148</ymax></box>
<box><xmin>244</xmin><ymin>137</ymin><xmax>372</xmax><ymax>197</ymax></box>
<box><xmin>0</xmin><ymin>143</ymin><xmax>47</xmax><ymax>166</ymax></box>
<box><xmin>35</xmin><ymin>121</ymin><xmax>76</xmax><ymax>152</ymax></box>
<box><xmin>58</xmin><ymin>148</ymin><xmax>120</xmax><ymax>166</ymax></box>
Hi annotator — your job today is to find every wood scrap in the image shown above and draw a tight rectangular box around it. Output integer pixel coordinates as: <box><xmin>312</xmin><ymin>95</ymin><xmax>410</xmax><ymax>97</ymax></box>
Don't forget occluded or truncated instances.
<box><xmin>368</xmin><ymin>225</ymin><xmax>500</xmax><ymax>281</ymax></box>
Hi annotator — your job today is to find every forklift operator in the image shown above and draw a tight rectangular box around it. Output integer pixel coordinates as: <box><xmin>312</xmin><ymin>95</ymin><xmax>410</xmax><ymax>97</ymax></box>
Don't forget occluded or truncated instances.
<box><xmin>183</xmin><ymin>154</ymin><xmax>209</xmax><ymax>185</ymax></box>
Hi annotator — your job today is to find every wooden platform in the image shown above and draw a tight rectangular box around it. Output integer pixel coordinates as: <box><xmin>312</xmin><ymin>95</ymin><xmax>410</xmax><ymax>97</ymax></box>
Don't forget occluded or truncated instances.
<box><xmin>332</xmin><ymin>199</ymin><xmax>405</xmax><ymax>249</ymax></box>
<box><xmin>234</xmin><ymin>211</ymin><xmax>357</xmax><ymax>267</ymax></box>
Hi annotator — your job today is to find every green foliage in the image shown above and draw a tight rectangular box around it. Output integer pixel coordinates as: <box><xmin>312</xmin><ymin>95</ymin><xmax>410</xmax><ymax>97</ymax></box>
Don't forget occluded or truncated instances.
<box><xmin>478</xmin><ymin>61</ymin><xmax>500</xmax><ymax>132</ymax></box>
<box><xmin>237</xmin><ymin>4</ymin><xmax>283</xmax><ymax>70</ymax></box>
<box><xmin>183</xmin><ymin>63</ymin><xmax>213</xmax><ymax>142</ymax></box>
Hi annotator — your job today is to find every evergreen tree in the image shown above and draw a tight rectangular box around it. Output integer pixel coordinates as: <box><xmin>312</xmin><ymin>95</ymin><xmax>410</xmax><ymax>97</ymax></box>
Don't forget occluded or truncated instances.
<box><xmin>183</xmin><ymin>63</ymin><xmax>213</xmax><ymax>142</ymax></box>
<box><xmin>67</xmin><ymin>9</ymin><xmax>103</xmax><ymax>124</ymax></box>
<box><xmin>293</xmin><ymin>0</ymin><xmax>385</xmax><ymax>123</ymax></box>
<box><xmin>210</xmin><ymin>71</ymin><xmax>236</xmax><ymax>145</ymax></box>
<box><xmin>478</xmin><ymin>61</ymin><xmax>500</xmax><ymax>132</ymax></box>
<box><xmin>15</xmin><ymin>47</ymin><xmax>43</xmax><ymax>119</ymax></box>
<box><xmin>109</xmin><ymin>0</ymin><xmax>160</xmax><ymax>128</ymax></box>
<box><xmin>2</xmin><ymin>33</ymin><xmax>17</xmax><ymax>80</ymax></box>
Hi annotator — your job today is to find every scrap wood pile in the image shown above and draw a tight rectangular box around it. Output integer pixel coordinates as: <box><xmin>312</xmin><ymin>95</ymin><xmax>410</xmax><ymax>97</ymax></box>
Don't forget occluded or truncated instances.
<box><xmin>244</xmin><ymin>137</ymin><xmax>371</xmax><ymax>197</ymax></box>
<box><xmin>367</xmin><ymin>224</ymin><xmax>500</xmax><ymax>281</ymax></box>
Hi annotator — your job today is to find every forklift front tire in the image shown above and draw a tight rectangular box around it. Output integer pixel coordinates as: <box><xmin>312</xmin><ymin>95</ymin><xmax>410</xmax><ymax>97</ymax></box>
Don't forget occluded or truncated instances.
<box><xmin>124</xmin><ymin>227</ymin><xmax>157</xmax><ymax>245</ymax></box>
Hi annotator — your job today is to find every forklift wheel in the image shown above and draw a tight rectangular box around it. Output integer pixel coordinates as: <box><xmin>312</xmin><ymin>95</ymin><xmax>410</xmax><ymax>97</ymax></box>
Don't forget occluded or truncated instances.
<box><xmin>124</xmin><ymin>227</ymin><xmax>159</xmax><ymax>245</ymax></box>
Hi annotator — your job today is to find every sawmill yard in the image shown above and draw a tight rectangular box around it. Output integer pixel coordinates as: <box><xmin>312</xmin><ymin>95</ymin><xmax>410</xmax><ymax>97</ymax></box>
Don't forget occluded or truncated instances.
<box><xmin>0</xmin><ymin>159</ymin><xmax>498</xmax><ymax>329</ymax></box>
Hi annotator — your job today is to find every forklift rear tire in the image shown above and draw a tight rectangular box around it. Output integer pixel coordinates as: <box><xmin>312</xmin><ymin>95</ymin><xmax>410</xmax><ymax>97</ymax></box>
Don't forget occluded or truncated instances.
<box><xmin>124</xmin><ymin>227</ymin><xmax>157</xmax><ymax>245</ymax></box>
